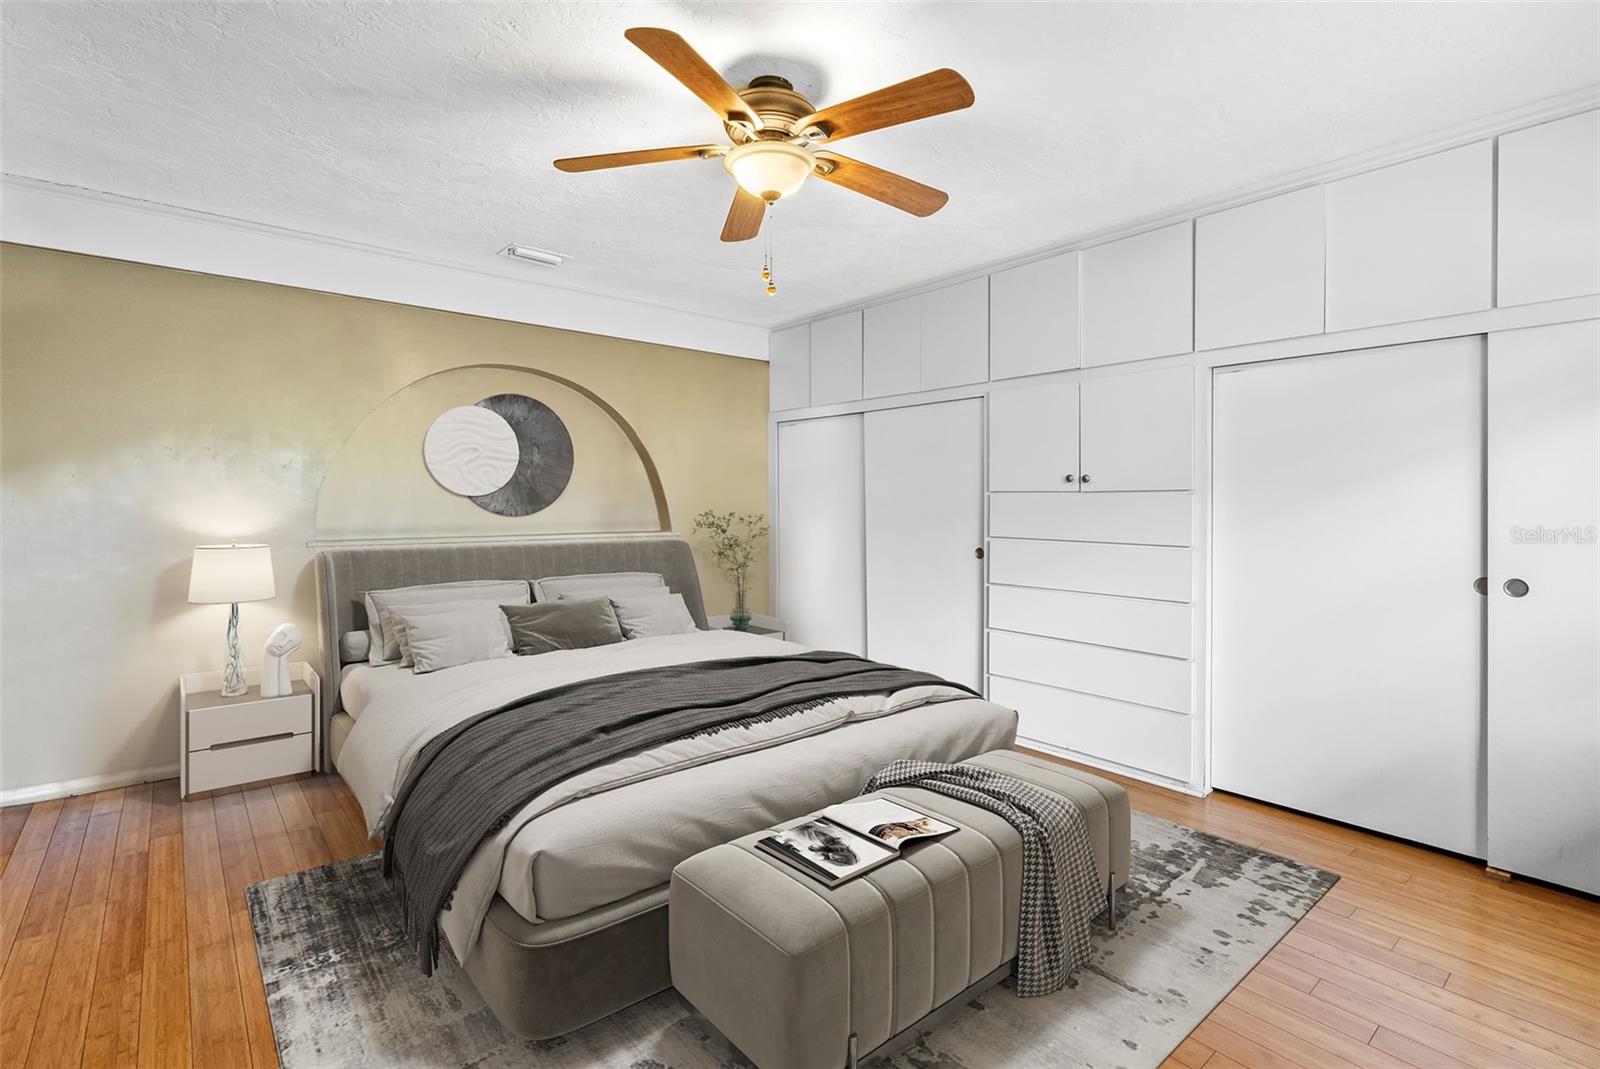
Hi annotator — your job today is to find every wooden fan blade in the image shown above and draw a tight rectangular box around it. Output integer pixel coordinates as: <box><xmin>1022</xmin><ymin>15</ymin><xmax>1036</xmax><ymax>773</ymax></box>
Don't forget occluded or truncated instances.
<box><xmin>814</xmin><ymin>152</ymin><xmax>949</xmax><ymax>217</ymax></box>
<box><xmin>625</xmin><ymin>27</ymin><xmax>762</xmax><ymax>130</ymax></box>
<box><xmin>799</xmin><ymin>69</ymin><xmax>974</xmax><ymax>143</ymax></box>
<box><xmin>553</xmin><ymin>145</ymin><xmax>723</xmax><ymax>172</ymax></box>
<box><xmin>721</xmin><ymin>188</ymin><xmax>766</xmax><ymax>242</ymax></box>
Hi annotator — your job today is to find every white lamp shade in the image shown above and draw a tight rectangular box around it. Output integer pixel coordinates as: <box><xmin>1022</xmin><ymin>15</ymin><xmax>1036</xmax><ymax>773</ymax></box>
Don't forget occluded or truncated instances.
<box><xmin>188</xmin><ymin>544</ymin><xmax>276</xmax><ymax>604</ymax></box>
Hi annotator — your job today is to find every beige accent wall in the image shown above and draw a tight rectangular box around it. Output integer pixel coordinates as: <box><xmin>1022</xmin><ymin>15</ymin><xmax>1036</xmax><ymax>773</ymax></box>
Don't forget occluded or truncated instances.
<box><xmin>0</xmin><ymin>244</ymin><xmax>769</xmax><ymax>795</ymax></box>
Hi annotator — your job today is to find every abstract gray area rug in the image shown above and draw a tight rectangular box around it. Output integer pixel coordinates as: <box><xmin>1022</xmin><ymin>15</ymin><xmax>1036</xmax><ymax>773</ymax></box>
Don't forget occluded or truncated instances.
<box><xmin>246</xmin><ymin>812</ymin><xmax>1336</xmax><ymax>1069</ymax></box>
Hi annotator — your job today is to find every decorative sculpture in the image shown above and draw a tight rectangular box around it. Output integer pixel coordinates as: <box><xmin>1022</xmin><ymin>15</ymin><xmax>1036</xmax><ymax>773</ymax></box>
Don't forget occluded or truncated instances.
<box><xmin>422</xmin><ymin>394</ymin><xmax>575</xmax><ymax>517</ymax></box>
<box><xmin>261</xmin><ymin>622</ymin><xmax>303</xmax><ymax>698</ymax></box>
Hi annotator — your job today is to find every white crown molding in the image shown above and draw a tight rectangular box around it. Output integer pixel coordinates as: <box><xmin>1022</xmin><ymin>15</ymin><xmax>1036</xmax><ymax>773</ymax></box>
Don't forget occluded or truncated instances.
<box><xmin>0</xmin><ymin>175</ymin><xmax>769</xmax><ymax>361</ymax></box>
<box><xmin>0</xmin><ymin>763</ymin><xmax>179</xmax><ymax>807</ymax></box>
<box><xmin>773</xmin><ymin>85</ymin><xmax>1600</xmax><ymax>330</ymax></box>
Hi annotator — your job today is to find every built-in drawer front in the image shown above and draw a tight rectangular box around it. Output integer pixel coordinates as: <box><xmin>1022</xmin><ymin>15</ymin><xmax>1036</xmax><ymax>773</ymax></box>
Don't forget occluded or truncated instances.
<box><xmin>189</xmin><ymin>694</ymin><xmax>312</xmax><ymax>751</ymax></box>
<box><xmin>988</xmin><ymin>630</ymin><xmax>1190</xmax><ymax>713</ymax></box>
<box><xmin>187</xmin><ymin>733</ymin><xmax>313</xmax><ymax>794</ymax></box>
<box><xmin>987</xmin><ymin>539</ymin><xmax>1190</xmax><ymax>602</ymax></box>
<box><xmin>991</xmin><ymin>675</ymin><xmax>1192</xmax><ymax>782</ymax></box>
<box><xmin>989</xmin><ymin>586</ymin><xmax>1191</xmax><ymax>658</ymax></box>
<box><xmin>989</xmin><ymin>492</ymin><xmax>1191</xmax><ymax>546</ymax></box>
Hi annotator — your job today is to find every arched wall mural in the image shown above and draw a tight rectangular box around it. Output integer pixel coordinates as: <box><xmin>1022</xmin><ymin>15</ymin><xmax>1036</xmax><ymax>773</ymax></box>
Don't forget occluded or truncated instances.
<box><xmin>316</xmin><ymin>364</ymin><xmax>671</xmax><ymax>541</ymax></box>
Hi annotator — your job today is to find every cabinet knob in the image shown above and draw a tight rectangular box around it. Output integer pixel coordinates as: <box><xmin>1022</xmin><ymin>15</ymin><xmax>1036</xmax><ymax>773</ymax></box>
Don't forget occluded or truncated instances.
<box><xmin>1473</xmin><ymin>577</ymin><xmax>1488</xmax><ymax>595</ymax></box>
<box><xmin>1080</xmin><ymin>473</ymin><xmax>1092</xmax><ymax>484</ymax></box>
<box><xmin>1503</xmin><ymin>578</ymin><xmax>1530</xmax><ymax>598</ymax></box>
<box><xmin>1063</xmin><ymin>474</ymin><xmax>1075</xmax><ymax>483</ymax></box>
<box><xmin>974</xmin><ymin>546</ymin><xmax>985</xmax><ymax>560</ymax></box>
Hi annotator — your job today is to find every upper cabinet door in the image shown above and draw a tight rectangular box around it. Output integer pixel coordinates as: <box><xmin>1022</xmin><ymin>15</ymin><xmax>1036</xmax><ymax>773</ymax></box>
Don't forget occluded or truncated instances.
<box><xmin>990</xmin><ymin>252</ymin><xmax>1080</xmax><ymax>380</ymax></box>
<box><xmin>920</xmin><ymin>277</ymin><xmax>989</xmax><ymax>389</ymax></box>
<box><xmin>989</xmin><ymin>380</ymin><xmax>1080</xmax><ymax>492</ymax></box>
<box><xmin>1326</xmin><ymin>141</ymin><xmax>1492</xmax><ymax>332</ymax></box>
<box><xmin>1498</xmin><ymin>110</ymin><xmax>1600</xmax><ymax>307</ymax></box>
<box><xmin>862</xmin><ymin>296</ymin><xmax>921</xmax><ymax>399</ymax></box>
<box><xmin>1196</xmin><ymin>187</ymin><xmax>1325</xmax><ymax>350</ymax></box>
<box><xmin>1081</xmin><ymin>222</ymin><xmax>1194</xmax><ymax>368</ymax></box>
<box><xmin>1080</xmin><ymin>365</ymin><xmax>1193</xmax><ymax>492</ymax></box>
<box><xmin>809</xmin><ymin>311</ymin><xmax>863</xmax><ymax>405</ymax></box>
<box><xmin>769</xmin><ymin>324</ymin><xmax>811</xmax><ymax>411</ymax></box>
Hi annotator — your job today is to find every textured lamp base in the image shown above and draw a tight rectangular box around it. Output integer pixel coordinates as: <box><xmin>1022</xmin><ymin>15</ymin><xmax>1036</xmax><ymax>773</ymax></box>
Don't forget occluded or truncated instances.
<box><xmin>221</xmin><ymin>601</ymin><xmax>247</xmax><ymax>697</ymax></box>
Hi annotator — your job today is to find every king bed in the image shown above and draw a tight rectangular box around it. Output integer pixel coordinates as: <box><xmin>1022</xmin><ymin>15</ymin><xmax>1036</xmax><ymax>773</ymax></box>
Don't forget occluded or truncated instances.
<box><xmin>316</xmin><ymin>535</ymin><xmax>1019</xmax><ymax>1038</ymax></box>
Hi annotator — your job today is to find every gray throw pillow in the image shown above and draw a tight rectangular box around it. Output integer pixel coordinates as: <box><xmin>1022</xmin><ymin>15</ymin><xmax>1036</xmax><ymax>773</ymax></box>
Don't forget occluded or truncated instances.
<box><xmin>502</xmin><ymin>597</ymin><xmax>625</xmax><ymax>656</ymax></box>
<box><xmin>609</xmin><ymin>591</ymin><xmax>699</xmax><ymax>639</ymax></box>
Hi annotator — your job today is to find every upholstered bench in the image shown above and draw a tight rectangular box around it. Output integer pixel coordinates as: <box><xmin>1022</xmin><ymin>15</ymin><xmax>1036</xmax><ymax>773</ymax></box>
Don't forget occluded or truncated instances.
<box><xmin>669</xmin><ymin>749</ymin><xmax>1131</xmax><ymax>1069</ymax></box>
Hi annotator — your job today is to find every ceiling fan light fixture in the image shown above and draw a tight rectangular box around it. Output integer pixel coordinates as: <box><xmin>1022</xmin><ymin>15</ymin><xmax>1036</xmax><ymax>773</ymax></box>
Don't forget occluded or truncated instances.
<box><xmin>724</xmin><ymin>141</ymin><xmax>814</xmax><ymax>203</ymax></box>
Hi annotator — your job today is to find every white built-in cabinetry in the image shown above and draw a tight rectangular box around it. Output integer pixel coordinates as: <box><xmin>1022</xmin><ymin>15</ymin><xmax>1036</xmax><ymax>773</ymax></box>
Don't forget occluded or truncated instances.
<box><xmin>768</xmin><ymin>107</ymin><xmax>1600</xmax><ymax>886</ymax></box>
<box><xmin>774</xmin><ymin>416</ymin><xmax>865</xmax><ymax>653</ymax></box>
<box><xmin>1325</xmin><ymin>141</ymin><xmax>1494</xmax><ymax>331</ymax></box>
<box><xmin>989</xmin><ymin>252</ymin><xmax>1079</xmax><ymax>379</ymax></box>
<box><xmin>862</xmin><ymin>278</ymin><xmax>988</xmax><ymax>398</ymax></box>
<box><xmin>769</xmin><ymin>324</ymin><xmax>810</xmax><ymax>411</ymax></box>
<box><xmin>809</xmin><ymin>311</ymin><xmax>863</xmax><ymax>405</ymax></box>
<box><xmin>1196</xmin><ymin>186</ymin><xmax>1325</xmax><ymax>350</ymax></box>
<box><xmin>863</xmin><ymin>399</ymin><xmax>985</xmax><ymax>690</ymax></box>
<box><xmin>1497</xmin><ymin>111</ymin><xmax>1600</xmax><ymax>307</ymax></box>
<box><xmin>1080</xmin><ymin>221</ymin><xmax>1193</xmax><ymax>367</ymax></box>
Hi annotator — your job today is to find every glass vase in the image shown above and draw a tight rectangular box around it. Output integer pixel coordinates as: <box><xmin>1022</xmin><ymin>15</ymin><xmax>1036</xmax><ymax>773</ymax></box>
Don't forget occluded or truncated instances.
<box><xmin>730</xmin><ymin>586</ymin><xmax>752</xmax><ymax>631</ymax></box>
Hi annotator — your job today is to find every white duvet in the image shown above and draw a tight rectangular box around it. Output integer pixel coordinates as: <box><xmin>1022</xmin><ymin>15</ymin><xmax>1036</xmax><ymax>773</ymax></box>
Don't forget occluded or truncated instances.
<box><xmin>337</xmin><ymin>630</ymin><xmax>1017</xmax><ymax>964</ymax></box>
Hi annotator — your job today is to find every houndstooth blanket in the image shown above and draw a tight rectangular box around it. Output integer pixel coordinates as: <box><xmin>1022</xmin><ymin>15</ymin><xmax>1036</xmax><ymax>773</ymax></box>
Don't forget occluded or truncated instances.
<box><xmin>862</xmin><ymin>759</ymin><xmax>1103</xmax><ymax>996</ymax></box>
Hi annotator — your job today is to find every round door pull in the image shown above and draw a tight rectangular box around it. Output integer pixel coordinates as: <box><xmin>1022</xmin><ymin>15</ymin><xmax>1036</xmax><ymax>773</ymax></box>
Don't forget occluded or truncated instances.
<box><xmin>1473</xmin><ymin>577</ymin><xmax>1488</xmax><ymax>596</ymax></box>
<box><xmin>1080</xmin><ymin>473</ymin><xmax>1092</xmax><ymax>484</ymax></box>
<box><xmin>974</xmin><ymin>546</ymin><xmax>985</xmax><ymax>560</ymax></box>
<box><xmin>1503</xmin><ymin>578</ymin><xmax>1530</xmax><ymax>598</ymax></box>
<box><xmin>1063</xmin><ymin>474</ymin><xmax>1075</xmax><ymax>483</ymax></box>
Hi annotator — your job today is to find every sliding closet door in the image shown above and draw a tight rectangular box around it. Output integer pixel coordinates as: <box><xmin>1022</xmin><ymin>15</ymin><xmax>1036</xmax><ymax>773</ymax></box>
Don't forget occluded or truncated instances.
<box><xmin>1213</xmin><ymin>337</ymin><xmax>1486</xmax><ymax>856</ymax></box>
<box><xmin>776</xmin><ymin>415</ymin><xmax>865</xmax><ymax>653</ymax></box>
<box><xmin>865</xmin><ymin>399</ymin><xmax>984</xmax><ymax>689</ymax></box>
<box><xmin>1487</xmin><ymin>321</ymin><xmax>1600</xmax><ymax>893</ymax></box>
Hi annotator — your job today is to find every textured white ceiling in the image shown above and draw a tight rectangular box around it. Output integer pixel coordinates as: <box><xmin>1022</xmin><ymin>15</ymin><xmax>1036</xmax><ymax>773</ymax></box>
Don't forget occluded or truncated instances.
<box><xmin>3</xmin><ymin>2</ymin><xmax>1597</xmax><ymax>328</ymax></box>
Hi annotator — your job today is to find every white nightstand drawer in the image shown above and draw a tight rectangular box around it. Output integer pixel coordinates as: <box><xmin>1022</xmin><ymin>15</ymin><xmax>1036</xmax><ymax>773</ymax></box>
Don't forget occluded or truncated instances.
<box><xmin>188</xmin><ymin>692</ymin><xmax>313</xmax><ymax>751</ymax></box>
<box><xmin>187</xmin><ymin>732</ymin><xmax>313</xmax><ymax>794</ymax></box>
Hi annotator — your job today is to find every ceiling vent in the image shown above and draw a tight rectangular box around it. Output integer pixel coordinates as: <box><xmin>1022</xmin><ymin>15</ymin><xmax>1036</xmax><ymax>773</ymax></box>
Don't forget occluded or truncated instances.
<box><xmin>500</xmin><ymin>243</ymin><xmax>567</xmax><ymax>267</ymax></box>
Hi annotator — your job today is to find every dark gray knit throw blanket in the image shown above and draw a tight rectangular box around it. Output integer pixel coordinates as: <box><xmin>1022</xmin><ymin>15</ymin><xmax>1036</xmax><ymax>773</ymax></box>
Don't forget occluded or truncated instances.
<box><xmin>862</xmin><ymin>759</ymin><xmax>1103</xmax><ymax>996</ymax></box>
<box><xmin>382</xmin><ymin>651</ymin><xmax>970</xmax><ymax>974</ymax></box>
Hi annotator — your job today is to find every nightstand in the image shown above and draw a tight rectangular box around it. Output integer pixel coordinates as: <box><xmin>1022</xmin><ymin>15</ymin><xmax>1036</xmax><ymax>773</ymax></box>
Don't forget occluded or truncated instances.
<box><xmin>709</xmin><ymin>613</ymin><xmax>786</xmax><ymax>640</ymax></box>
<box><xmin>179</xmin><ymin>663</ymin><xmax>320</xmax><ymax>798</ymax></box>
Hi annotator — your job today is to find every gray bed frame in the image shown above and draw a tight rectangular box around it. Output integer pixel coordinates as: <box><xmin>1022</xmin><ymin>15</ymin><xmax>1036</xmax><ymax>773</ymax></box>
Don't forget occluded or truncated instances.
<box><xmin>314</xmin><ymin>535</ymin><xmax>712</xmax><ymax>1038</ymax></box>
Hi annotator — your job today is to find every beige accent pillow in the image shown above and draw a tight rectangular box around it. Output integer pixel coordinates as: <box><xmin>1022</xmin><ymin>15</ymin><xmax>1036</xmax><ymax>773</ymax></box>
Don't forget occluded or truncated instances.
<box><xmin>532</xmin><ymin>571</ymin><xmax>665</xmax><ymax>602</ymax></box>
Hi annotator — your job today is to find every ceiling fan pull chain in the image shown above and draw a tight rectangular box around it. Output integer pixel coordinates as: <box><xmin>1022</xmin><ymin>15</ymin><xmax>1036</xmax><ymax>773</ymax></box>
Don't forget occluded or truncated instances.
<box><xmin>764</xmin><ymin>209</ymin><xmax>778</xmax><ymax>297</ymax></box>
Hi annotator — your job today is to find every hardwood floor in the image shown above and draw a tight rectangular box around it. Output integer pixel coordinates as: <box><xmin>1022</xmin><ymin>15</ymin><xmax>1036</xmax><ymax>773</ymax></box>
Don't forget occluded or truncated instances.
<box><xmin>1</xmin><ymin>765</ymin><xmax>1596</xmax><ymax>1068</ymax></box>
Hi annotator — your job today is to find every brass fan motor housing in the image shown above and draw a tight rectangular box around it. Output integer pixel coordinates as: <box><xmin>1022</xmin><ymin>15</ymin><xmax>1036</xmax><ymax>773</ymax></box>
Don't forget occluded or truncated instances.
<box><xmin>727</xmin><ymin>75</ymin><xmax>816</xmax><ymax>142</ymax></box>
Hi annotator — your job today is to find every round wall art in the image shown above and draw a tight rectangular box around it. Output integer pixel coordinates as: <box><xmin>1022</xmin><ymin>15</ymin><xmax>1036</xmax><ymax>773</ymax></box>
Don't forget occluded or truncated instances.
<box><xmin>423</xmin><ymin>394</ymin><xmax>575</xmax><ymax>516</ymax></box>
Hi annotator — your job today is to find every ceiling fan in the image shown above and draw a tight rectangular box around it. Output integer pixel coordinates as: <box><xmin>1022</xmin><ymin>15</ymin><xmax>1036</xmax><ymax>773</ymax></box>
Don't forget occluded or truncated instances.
<box><xmin>554</xmin><ymin>28</ymin><xmax>975</xmax><ymax>242</ymax></box>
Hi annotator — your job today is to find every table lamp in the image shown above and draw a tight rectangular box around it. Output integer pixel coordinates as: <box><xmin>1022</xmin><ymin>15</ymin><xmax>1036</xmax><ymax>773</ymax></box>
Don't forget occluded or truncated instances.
<box><xmin>188</xmin><ymin>543</ymin><xmax>275</xmax><ymax>697</ymax></box>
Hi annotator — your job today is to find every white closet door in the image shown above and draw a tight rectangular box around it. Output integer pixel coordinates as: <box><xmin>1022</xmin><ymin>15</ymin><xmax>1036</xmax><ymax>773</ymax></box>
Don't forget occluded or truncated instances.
<box><xmin>1487</xmin><ymin>321</ymin><xmax>1600</xmax><ymax>894</ymax></box>
<box><xmin>1213</xmin><ymin>337</ymin><xmax>1486</xmax><ymax>856</ymax></box>
<box><xmin>865</xmin><ymin>399</ymin><xmax>984</xmax><ymax>689</ymax></box>
<box><xmin>776</xmin><ymin>416</ymin><xmax>865</xmax><ymax>654</ymax></box>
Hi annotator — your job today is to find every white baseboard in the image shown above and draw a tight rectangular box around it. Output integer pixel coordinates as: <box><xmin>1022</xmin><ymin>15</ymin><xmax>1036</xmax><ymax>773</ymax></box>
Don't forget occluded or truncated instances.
<box><xmin>0</xmin><ymin>764</ymin><xmax>180</xmax><ymax>808</ymax></box>
<box><xmin>1014</xmin><ymin>737</ymin><xmax>1207</xmax><ymax>798</ymax></box>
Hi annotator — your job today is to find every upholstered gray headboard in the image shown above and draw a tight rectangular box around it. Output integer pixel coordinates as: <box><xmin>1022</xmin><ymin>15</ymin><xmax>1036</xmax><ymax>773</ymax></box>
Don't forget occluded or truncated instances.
<box><xmin>314</xmin><ymin>535</ymin><xmax>709</xmax><ymax>760</ymax></box>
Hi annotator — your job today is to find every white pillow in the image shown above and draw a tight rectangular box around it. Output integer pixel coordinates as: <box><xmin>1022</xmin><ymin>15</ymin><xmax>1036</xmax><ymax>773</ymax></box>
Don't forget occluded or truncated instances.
<box><xmin>383</xmin><ymin>598</ymin><xmax>507</xmax><ymax>668</ymax></box>
<box><xmin>364</xmin><ymin>580</ymin><xmax>529</xmax><ymax>665</ymax></box>
<box><xmin>609</xmin><ymin>591</ymin><xmax>699</xmax><ymax>639</ymax></box>
<box><xmin>533</xmin><ymin>571</ymin><xmax>665</xmax><ymax>603</ymax></box>
<box><xmin>339</xmin><ymin>630</ymin><xmax>370</xmax><ymax>664</ymax></box>
<box><xmin>402</xmin><ymin>606</ymin><xmax>514</xmax><ymax>674</ymax></box>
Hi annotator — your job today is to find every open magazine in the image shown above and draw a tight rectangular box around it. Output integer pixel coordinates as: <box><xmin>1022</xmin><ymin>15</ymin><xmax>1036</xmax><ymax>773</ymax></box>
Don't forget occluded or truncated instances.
<box><xmin>754</xmin><ymin>799</ymin><xmax>958</xmax><ymax>888</ymax></box>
